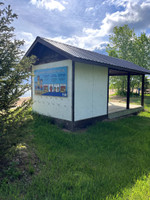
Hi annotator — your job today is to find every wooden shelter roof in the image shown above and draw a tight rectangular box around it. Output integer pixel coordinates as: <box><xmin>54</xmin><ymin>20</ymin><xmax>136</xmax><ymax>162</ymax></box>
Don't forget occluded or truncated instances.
<box><xmin>25</xmin><ymin>36</ymin><xmax>150</xmax><ymax>75</ymax></box>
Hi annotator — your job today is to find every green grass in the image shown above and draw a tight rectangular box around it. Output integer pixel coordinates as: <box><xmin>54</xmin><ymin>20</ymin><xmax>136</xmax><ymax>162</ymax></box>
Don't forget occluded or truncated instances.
<box><xmin>130</xmin><ymin>94</ymin><xmax>150</xmax><ymax>107</ymax></box>
<box><xmin>0</xmin><ymin>96</ymin><xmax>150</xmax><ymax>200</ymax></box>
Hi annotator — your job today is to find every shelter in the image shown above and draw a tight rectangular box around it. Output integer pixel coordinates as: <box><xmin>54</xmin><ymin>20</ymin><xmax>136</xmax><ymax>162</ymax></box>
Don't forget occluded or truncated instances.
<box><xmin>25</xmin><ymin>36</ymin><xmax>150</xmax><ymax>130</ymax></box>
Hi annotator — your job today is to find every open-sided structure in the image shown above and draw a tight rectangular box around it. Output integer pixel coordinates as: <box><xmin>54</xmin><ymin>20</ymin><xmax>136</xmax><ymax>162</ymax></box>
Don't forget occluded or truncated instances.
<box><xmin>25</xmin><ymin>36</ymin><xmax>150</xmax><ymax>130</ymax></box>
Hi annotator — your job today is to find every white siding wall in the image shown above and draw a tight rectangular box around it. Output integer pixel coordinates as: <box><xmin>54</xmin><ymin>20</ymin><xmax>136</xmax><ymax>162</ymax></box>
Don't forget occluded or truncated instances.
<box><xmin>75</xmin><ymin>62</ymin><xmax>108</xmax><ymax>121</ymax></box>
<box><xmin>32</xmin><ymin>60</ymin><xmax>72</xmax><ymax>121</ymax></box>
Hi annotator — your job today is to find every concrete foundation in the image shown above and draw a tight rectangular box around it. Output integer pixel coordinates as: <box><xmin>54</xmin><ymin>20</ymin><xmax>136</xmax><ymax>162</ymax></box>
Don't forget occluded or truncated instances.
<box><xmin>108</xmin><ymin>102</ymin><xmax>144</xmax><ymax>119</ymax></box>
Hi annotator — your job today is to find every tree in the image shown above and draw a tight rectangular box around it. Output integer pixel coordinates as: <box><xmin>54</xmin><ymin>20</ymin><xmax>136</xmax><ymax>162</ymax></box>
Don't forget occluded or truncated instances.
<box><xmin>0</xmin><ymin>2</ymin><xmax>35</xmax><ymax>159</ymax></box>
<box><xmin>107</xmin><ymin>25</ymin><xmax>150</xmax><ymax>95</ymax></box>
<box><xmin>133</xmin><ymin>33</ymin><xmax>150</xmax><ymax>70</ymax></box>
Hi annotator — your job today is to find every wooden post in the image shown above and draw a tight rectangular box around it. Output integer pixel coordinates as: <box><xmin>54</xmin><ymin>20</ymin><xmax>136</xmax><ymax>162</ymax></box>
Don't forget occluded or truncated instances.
<box><xmin>31</xmin><ymin>66</ymin><xmax>33</xmax><ymax>100</ymax></box>
<box><xmin>127</xmin><ymin>73</ymin><xmax>130</xmax><ymax>109</ymax></box>
<box><xmin>72</xmin><ymin>61</ymin><xmax>75</xmax><ymax>122</ymax></box>
<box><xmin>107</xmin><ymin>68</ymin><xmax>109</xmax><ymax>115</ymax></box>
<box><xmin>141</xmin><ymin>74</ymin><xmax>145</xmax><ymax>106</ymax></box>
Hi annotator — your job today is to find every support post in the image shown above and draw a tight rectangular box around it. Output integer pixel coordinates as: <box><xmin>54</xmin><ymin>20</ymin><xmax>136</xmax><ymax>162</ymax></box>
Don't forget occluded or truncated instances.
<box><xmin>31</xmin><ymin>66</ymin><xmax>33</xmax><ymax>100</ymax></box>
<box><xmin>107</xmin><ymin>68</ymin><xmax>109</xmax><ymax>115</ymax></box>
<box><xmin>141</xmin><ymin>74</ymin><xmax>145</xmax><ymax>106</ymax></box>
<box><xmin>127</xmin><ymin>73</ymin><xmax>130</xmax><ymax>109</ymax></box>
<box><xmin>72</xmin><ymin>61</ymin><xmax>75</xmax><ymax>123</ymax></box>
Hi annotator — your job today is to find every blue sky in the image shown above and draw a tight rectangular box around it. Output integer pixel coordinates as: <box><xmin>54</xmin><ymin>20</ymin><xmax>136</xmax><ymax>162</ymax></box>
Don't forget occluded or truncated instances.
<box><xmin>4</xmin><ymin>0</ymin><xmax>150</xmax><ymax>55</ymax></box>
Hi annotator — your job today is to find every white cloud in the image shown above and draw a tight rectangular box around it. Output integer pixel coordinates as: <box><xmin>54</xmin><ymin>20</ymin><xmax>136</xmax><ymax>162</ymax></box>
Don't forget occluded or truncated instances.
<box><xmin>85</xmin><ymin>7</ymin><xmax>94</xmax><ymax>12</ymax></box>
<box><xmin>50</xmin><ymin>33</ymin><xmax>108</xmax><ymax>52</ymax></box>
<box><xmin>15</xmin><ymin>0</ymin><xmax>150</xmax><ymax>55</ymax></box>
<box><xmin>16</xmin><ymin>30</ymin><xmax>108</xmax><ymax>54</ymax></box>
<box><xmin>16</xmin><ymin>32</ymin><xmax>35</xmax><ymax>52</ymax></box>
<box><xmin>83</xmin><ymin>0</ymin><xmax>150</xmax><ymax>41</ymax></box>
<box><xmin>56</xmin><ymin>0</ymin><xmax>150</xmax><ymax>52</ymax></box>
<box><xmin>30</xmin><ymin>0</ymin><xmax>66</xmax><ymax>11</ymax></box>
<box><xmin>62</xmin><ymin>1</ymin><xmax>68</xmax><ymax>5</ymax></box>
<box><xmin>103</xmin><ymin>0</ymin><xmax>141</xmax><ymax>7</ymax></box>
<box><xmin>105</xmin><ymin>1</ymin><xmax>150</xmax><ymax>31</ymax></box>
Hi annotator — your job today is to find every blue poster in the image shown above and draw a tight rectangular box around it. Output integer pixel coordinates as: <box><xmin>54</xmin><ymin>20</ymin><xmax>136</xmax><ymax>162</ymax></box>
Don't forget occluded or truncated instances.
<box><xmin>34</xmin><ymin>66</ymin><xmax>68</xmax><ymax>97</ymax></box>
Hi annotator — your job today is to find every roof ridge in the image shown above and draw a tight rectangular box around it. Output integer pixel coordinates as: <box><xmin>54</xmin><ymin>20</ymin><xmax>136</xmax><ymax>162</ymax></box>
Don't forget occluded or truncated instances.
<box><xmin>40</xmin><ymin>36</ymin><xmax>104</xmax><ymax>55</ymax></box>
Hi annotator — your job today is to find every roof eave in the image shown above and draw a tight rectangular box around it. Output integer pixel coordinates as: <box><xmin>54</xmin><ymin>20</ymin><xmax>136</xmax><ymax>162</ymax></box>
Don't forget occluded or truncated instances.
<box><xmin>72</xmin><ymin>57</ymin><xmax>150</xmax><ymax>75</ymax></box>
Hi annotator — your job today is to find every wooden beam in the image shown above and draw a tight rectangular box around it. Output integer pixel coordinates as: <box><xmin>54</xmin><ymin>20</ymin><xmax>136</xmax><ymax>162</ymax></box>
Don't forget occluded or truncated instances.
<box><xmin>127</xmin><ymin>73</ymin><xmax>130</xmax><ymax>109</ymax></box>
<box><xmin>72</xmin><ymin>61</ymin><xmax>75</xmax><ymax>122</ymax></box>
<box><xmin>141</xmin><ymin>74</ymin><xmax>145</xmax><ymax>106</ymax></box>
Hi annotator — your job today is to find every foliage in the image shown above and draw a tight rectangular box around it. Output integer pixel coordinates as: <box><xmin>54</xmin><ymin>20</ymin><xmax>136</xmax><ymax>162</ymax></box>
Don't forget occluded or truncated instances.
<box><xmin>107</xmin><ymin>25</ymin><xmax>150</xmax><ymax>95</ymax></box>
<box><xmin>0</xmin><ymin>96</ymin><xmax>150</xmax><ymax>200</ymax></box>
<box><xmin>0</xmin><ymin>2</ymin><xmax>36</xmax><ymax>161</ymax></box>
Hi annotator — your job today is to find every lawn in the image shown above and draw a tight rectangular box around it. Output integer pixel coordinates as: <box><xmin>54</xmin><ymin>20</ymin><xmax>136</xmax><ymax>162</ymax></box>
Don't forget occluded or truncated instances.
<box><xmin>0</xmin><ymin>96</ymin><xmax>150</xmax><ymax>200</ymax></box>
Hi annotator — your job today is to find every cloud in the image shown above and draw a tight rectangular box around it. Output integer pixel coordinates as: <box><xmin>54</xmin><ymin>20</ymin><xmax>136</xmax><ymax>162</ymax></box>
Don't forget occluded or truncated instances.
<box><xmin>55</xmin><ymin>0</ymin><xmax>150</xmax><ymax>52</ymax></box>
<box><xmin>103</xmin><ymin>0</ymin><xmax>141</xmax><ymax>7</ymax></box>
<box><xmin>12</xmin><ymin>0</ymin><xmax>150</xmax><ymax>55</ymax></box>
<box><xmin>16</xmin><ymin>32</ymin><xmax>35</xmax><ymax>52</ymax></box>
<box><xmin>83</xmin><ymin>0</ymin><xmax>150</xmax><ymax>40</ymax></box>
<box><xmin>85</xmin><ymin>7</ymin><xmax>94</xmax><ymax>12</ymax></box>
<box><xmin>16</xmin><ymin>29</ymin><xmax>108</xmax><ymax>53</ymax></box>
<box><xmin>62</xmin><ymin>1</ymin><xmax>68</xmax><ymax>5</ymax></box>
<box><xmin>103</xmin><ymin>1</ymin><xmax>150</xmax><ymax>31</ymax></box>
<box><xmin>50</xmin><ymin>33</ymin><xmax>109</xmax><ymax>52</ymax></box>
<box><xmin>30</xmin><ymin>0</ymin><xmax>66</xmax><ymax>11</ymax></box>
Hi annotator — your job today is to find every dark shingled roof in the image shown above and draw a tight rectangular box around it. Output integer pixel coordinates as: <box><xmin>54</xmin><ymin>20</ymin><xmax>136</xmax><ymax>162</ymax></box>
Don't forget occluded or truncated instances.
<box><xmin>25</xmin><ymin>36</ymin><xmax>150</xmax><ymax>75</ymax></box>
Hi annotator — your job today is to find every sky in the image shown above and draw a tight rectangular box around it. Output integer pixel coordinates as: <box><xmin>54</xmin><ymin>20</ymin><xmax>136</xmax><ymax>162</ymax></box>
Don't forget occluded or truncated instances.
<box><xmin>4</xmin><ymin>0</ymin><xmax>150</xmax><ymax>55</ymax></box>
<box><xmin>3</xmin><ymin>0</ymin><xmax>150</xmax><ymax>97</ymax></box>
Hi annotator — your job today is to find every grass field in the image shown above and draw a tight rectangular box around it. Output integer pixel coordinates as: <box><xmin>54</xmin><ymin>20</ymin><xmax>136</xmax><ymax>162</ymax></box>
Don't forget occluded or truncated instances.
<box><xmin>0</xmin><ymin>95</ymin><xmax>150</xmax><ymax>200</ymax></box>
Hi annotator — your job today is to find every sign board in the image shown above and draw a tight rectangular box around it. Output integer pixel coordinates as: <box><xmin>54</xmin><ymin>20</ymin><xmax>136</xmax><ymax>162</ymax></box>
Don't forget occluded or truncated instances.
<box><xmin>34</xmin><ymin>66</ymin><xmax>68</xmax><ymax>97</ymax></box>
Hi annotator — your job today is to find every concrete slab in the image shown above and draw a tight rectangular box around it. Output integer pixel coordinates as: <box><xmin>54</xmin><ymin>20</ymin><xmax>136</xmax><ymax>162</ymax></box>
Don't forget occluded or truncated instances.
<box><xmin>108</xmin><ymin>102</ymin><xmax>141</xmax><ymax>113</ymax></box>
<box><xmin>108</xmin><ymin>102</ymin><xmax>143</xmax><ymax>119</ymax></box>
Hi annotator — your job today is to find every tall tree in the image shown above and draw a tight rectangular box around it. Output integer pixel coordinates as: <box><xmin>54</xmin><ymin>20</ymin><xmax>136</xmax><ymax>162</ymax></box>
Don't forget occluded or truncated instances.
<box><xmin>133</xmin><ymin>33</ymin><xmax>150</xmax><ymax>69</ymax></box>
<box><xmin>0</xmin><ymin>2</ymin><xmax>35</xmax><ymax>158</ymax></box>
<box><xmin>107</xmin><ymin>25</ymin><xmax>135</xmax><ymax>61</ymax></box>
<box><xmin>107</xmin><ymin>25</ymin><xmax>150</xmax><ymax>94</ymax></box>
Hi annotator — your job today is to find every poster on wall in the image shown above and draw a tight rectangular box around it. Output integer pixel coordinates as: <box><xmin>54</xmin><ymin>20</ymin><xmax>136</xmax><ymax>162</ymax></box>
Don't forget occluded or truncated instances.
<box><xmin>34</xmin><ymin>66</ymin><xmax>68</xmax><ymax>97</ymax></box>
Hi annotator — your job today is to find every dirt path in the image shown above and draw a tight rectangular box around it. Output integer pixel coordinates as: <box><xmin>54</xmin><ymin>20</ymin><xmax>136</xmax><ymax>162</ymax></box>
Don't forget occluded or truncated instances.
<box><xmin>17</xmin><ymin>97</ymin><xmax>31</xmax><ymax>107</ymax></box>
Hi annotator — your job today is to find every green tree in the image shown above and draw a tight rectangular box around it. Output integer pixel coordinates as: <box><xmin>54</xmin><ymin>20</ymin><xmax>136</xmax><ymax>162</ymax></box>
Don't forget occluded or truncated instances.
<box><xmin>107</xmin><ymin>25</ymin><xmax>150</xmax><ymax>95</ymax></box>
<box><xmin>133</xmin><ymin>33</ymin><xmax>150</xmax><ymax>70</ymax></box>
<box><xmin>0</xmin><ymin>2</ymin><xmax>35</xmax><ymax>159</ymax></box>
